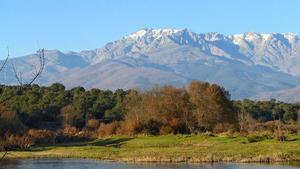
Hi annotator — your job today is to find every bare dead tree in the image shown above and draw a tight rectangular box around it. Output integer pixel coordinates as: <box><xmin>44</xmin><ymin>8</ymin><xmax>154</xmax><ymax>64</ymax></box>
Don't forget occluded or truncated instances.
<box><xmin>0</xmin><ymin>49</ymin><xmax>45</xmax><ymax>161</ymax></box>
<box><xmin>0</xmin><ymin>48</ymin><xmax>10</xmax><ymax>98</ymax></box>
<box><xmin>0</xmin><ymin>49</ymin><xmax>9</xmax><ymax>74</ymax></box>
<box><xmin>12</xmin><ymin>48</ymin><xmax>45</xmax><ymax>87</ymax></box>
<box><xmin>0</xmin><ymin>49</ymin><xmax>9</xmax><ymax>162</ymax></box>
<box><xmin>0</xmin><ymin>48</ymin><xmax>9</xmax><ymax>96</ymax></box>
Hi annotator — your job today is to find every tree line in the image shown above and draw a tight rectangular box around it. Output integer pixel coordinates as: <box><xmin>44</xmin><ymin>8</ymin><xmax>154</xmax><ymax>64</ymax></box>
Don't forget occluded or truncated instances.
<box><xmin>0</xmin><ymin>81</ymin><xmax>299</xmax><ymax>138</ymax></box>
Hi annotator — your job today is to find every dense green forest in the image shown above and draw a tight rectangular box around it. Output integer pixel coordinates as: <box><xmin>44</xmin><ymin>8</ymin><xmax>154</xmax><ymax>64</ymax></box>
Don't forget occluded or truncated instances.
<box><xmin>0</xmin><ymin>81</ymin><xmax>300</xmax><ymax>151</ymax></box>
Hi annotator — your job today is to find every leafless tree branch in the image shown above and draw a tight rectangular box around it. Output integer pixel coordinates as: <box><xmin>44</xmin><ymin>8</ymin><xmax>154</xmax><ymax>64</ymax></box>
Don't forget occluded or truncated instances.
<box><xmin>12</xmin><ymin>48</ymin><xmax>45</xmax><ymax>87</ymax></box>
<box><xmin>0</xmin><ymin>48</ymin><xmax>10</xmax><ymax>101</ymax></box>
<box><xmin>0</xmin><ymin>48</ymin><xmax>9</xmax><ymax>73</ymax></box>
<box><xmin>12</xmin><ymin>62</ymin><xmax>23</xmax><ymax>87</ymax></box>
<box><xmin>28</xmin><ymin>49</ymin><xmax>45</xmax><ymax>85</ymax></box>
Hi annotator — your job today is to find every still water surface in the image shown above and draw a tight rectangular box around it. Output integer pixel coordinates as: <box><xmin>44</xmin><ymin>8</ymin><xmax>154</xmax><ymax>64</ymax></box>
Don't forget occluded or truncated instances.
<box><xmin>0</xmin><ymin>159</ymin><xmax>300</xmax><ymax>169</ymax></box>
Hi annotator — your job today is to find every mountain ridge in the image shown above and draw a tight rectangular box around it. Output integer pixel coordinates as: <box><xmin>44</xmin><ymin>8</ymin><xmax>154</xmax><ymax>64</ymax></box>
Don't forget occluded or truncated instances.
<box><xmin>1</xmin><ymin>28</ymin><xmax>300</xmax><ymax>101</ymax></box>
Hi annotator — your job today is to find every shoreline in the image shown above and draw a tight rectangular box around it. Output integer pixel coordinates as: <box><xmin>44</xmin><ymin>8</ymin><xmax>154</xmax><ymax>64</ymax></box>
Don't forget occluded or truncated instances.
<box><xmin>2</xmin><ymin>135</ymin><xmax>300</xmax><ymax>163</ymax></box>
<box><xmin>2</xmin><ymin>155</ymin><xmax>300</xmax><ymax>163</ymax></box>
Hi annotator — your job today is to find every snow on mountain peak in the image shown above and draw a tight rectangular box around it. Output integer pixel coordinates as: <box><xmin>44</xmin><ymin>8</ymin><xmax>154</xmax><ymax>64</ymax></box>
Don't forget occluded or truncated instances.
<box><xmin>124</xmin><ymin>29</ymin><xmax>299</xmax><ymax>49</ymax></box>
<box><xmin>229</xmin><ymin>32</ymin><xmax>299</xmax><ymax>46</ymax></box>
<box><xmin>283</xmin><ymin>32</ymin><xmax>298</xmax><ymax>42</ymax></box>
<box><xmin>230</xmin><ymin>32</ymin><xmax>270</xmax><ymax>42</ymax></box>
<box><xmin>202</xmin><ymin>32</ymin><xmax>227</xmax><ymax>41</ymax></box>
<box><xmin>125</xmin><ymin>28</ymin><xmax>182</xmax><ymax>40</ymax></box>
<box><xmin>96</xmin><ymin>29</ymin><xmax>300</xmax><ymax>71</ymax></box>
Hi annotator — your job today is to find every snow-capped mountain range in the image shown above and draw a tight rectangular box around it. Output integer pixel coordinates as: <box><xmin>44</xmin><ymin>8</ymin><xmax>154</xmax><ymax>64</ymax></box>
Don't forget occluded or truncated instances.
<box><xmin>1</xmin><ymin>28</ymin><xmax>300</xmax><ymax>101</ymax></box>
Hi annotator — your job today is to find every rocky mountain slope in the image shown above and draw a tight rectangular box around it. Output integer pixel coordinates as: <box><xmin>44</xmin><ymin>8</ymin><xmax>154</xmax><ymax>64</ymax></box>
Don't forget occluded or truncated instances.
<box><xmin>1</xmin><ymin>29</ymin><xmax>300</xmax><ymax>101</ymax></box>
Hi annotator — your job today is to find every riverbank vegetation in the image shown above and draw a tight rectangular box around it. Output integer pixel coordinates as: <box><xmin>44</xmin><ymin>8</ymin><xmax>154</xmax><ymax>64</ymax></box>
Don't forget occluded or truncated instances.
<box><xmin>3</xmin><ymin>134</ymin><xmax>300</xmax><ymax>162</ymax></box>
<box><xmin>0</xmin><ymin>81</ymin><xmax>300</xmax><ymax>161</ymax></box>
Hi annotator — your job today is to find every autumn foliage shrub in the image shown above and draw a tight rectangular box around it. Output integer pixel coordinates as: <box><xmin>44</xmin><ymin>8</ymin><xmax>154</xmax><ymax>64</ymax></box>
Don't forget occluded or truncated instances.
<box><xmin>27</xmin><ymin>129</ymin><xmax>56</xmax><ymax>144</ymax></box>
<box><xmin>248</xmin><ymin>121</ymin><xmax>279</xmax><ymax>132</ymax></box>
<box><xmin>0</xmin><ymin>133</ymin><xmax>34</xmax><ymax>150</ymax></box>
<box><xmin>282</xmin><ymin>124</ymin><xmax>300</xmax><ymax>134</ymax></box>
<box><xmin>0</xmin><ymin>104</ymin><xmax>26</xmax><ymax>136</ymax></box>
<box><xmin>117</xmin><ymin>121</ymin><xmax>137</xmax><ymax>135</ymax></box>
<box><xmin>123</xmin><ymin>119</ymin><xmax>163</xmax><ymax>135</ymax></box>
<box><xmin>98</xmin><ymin>121</ymin><xmax>121</xmax><ymax>137</ymax></box>
<box><xmin>55</xmin><ymin>126</ymin><xmax>93</xmax><ymax>143</ymax></box>
<box><xmin>159</xmin><ymin>126</ymin><xmax>173</xmax><ymax>135</ymax></box>
<box><xmin>86</xmin><ymin>119</ymin><xmax>99</xmax><ymax>130</ymax></box>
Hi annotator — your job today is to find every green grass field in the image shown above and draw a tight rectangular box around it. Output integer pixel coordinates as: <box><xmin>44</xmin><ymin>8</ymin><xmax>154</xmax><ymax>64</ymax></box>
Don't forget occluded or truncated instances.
<box><xmin>2</xmin><ymin>134</ymin><xmax>300</xmax><ymax>162</ymax></box>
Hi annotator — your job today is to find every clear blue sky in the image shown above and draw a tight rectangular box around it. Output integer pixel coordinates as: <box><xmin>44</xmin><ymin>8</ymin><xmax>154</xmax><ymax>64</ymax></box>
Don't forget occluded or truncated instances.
<box><xmin>0</xmin><ymin>0</ymin><xmax>299</xmax><ymax>58</ymax></box>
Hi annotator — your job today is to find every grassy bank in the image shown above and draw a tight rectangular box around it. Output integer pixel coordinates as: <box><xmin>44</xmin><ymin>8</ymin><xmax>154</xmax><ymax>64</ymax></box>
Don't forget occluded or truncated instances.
<box><xmin>2</xmin><ymin>134</ymin><xmax>300</xmax><ymax>163</ymax></box>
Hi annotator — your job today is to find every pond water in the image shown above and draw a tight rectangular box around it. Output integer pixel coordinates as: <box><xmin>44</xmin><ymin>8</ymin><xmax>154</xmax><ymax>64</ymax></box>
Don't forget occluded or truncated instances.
<box><xmin>0</xmin><ymin>159</ymin><xmax>299</xmax><ymax>169</ymax></box>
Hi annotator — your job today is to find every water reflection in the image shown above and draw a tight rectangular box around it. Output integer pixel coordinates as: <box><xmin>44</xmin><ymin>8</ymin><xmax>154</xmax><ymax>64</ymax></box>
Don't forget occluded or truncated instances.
<box><xmin>0</xmin><ymin>159</ymin><xmax>299</xmax><ymax>169</ymax></box>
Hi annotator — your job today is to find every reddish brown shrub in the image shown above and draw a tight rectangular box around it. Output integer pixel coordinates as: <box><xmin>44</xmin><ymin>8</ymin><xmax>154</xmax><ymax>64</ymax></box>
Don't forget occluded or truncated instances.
<box><xmin>117</xmin><ymin>121</ymin><xmax>135</xmax><ymax>135</ymax></box>
<box><xmin>248</xmin><ymin>121</ymin><xmax>279</xmax><ymax>132</ymax></box>
<box><xmin>98</xmin><ymin>122</ymin><xmax>121</xmax><ymax>137</ymax></box>
<box><xmin>55</xmin><ymin>126</ymin><xmax>92</xmax><ymax>143</ymax></box>
<box><xmin>62</xmin><ymin>125</ymin><xmax>79</xmax><ymax>136</ymax></box>
<box><xmin>283</xmin><ymin>124</ymin><xmax>300</xmax><ymax>134</ymax></box>
<box><xmin>86</xmin><ymin>119</ymin><xmax>99</xmax><ymax>130</ymax></box>
<box><xmin>1</xmin><ymin>133</ymin><xmax>34</xmax><ymax>150</ymax></box>
<box><xmin>159</xmin><ymin>126</ymin><xmax>173</xmax><ymax>135</ymax></box>
<box><xmin>27</xmin><ymin>129</ymin><xmax>56</xmax><ymax>144</ymax></box>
